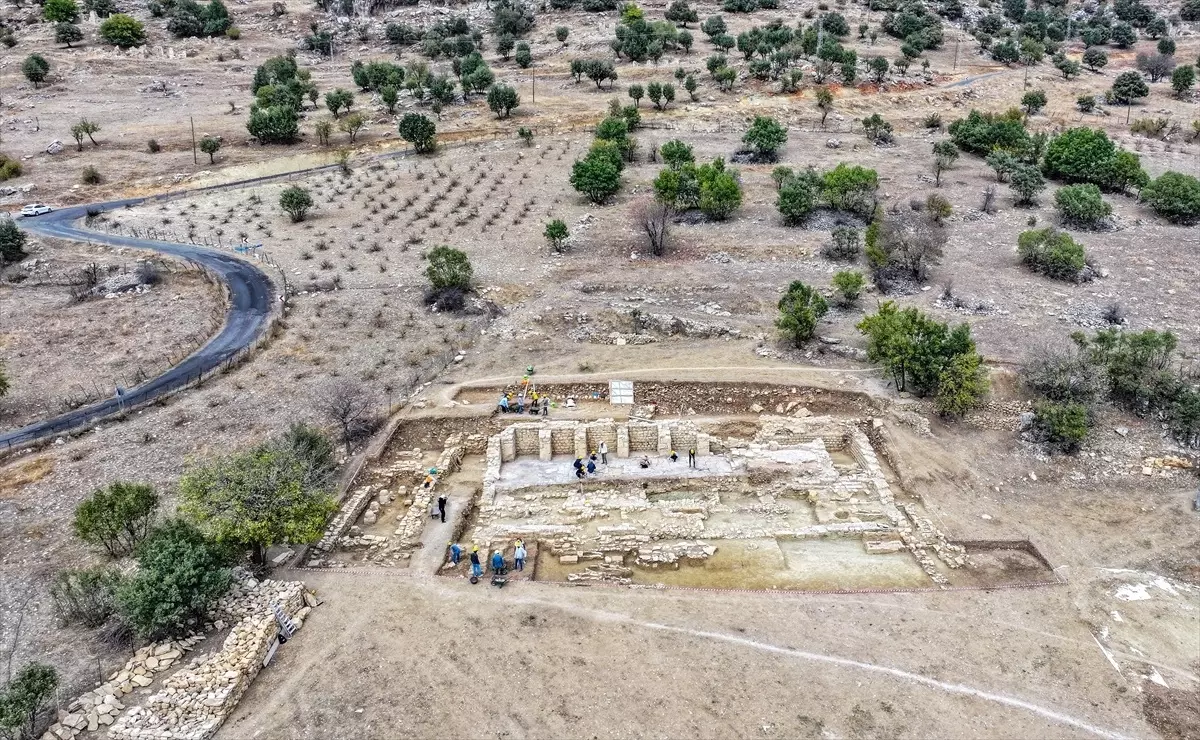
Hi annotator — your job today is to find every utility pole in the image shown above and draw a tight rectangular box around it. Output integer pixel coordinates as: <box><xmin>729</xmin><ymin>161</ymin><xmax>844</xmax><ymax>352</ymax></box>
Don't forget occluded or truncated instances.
<box><xmin>190</xmin><ymin>116</ymin><xmax>197</xmax><ymax>165</ymax></box>
<box><xmin>532</xmin><ymin>68</ymin><xmax>536</xmax><ymax>104</ymax></box>
<box><xmin>953</xmin><ymin>37</ymin><xmax>959</xmax><ymax>71</ymax></box>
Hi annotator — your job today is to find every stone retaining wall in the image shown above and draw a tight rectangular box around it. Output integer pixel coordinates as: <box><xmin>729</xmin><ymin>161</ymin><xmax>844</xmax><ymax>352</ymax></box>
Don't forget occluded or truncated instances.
<box><xmin>45</xmin><ymin>577</ymin><xmax>312</xmax><ymax>740</ymax></box>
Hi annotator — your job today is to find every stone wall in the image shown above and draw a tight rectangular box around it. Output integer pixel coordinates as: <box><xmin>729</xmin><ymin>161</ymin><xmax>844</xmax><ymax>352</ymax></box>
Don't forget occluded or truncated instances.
<box><xmin>45</xmin><ymin>576</ymin><xmax>312</xmax><ymax>740</ymax></box>
<box><xmin>514</xmin><ymin>427</ymin><xmax>540</xmax><ymax>456</ymax></box>
<box><xmin>627</xmin><ymin>423</ymin><xmax>659</xmax><ymax>453</ymax></box>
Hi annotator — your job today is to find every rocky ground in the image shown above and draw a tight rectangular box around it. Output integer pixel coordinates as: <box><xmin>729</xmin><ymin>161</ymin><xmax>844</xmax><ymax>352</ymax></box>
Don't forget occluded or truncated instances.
<box><xmin>1</xmin><ymin>0</ymin><xmax>1199</xmax><ymax>734</ymax></box>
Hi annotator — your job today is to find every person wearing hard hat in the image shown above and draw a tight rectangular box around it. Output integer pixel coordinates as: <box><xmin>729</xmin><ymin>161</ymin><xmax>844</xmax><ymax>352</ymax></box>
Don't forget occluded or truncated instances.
<box><xmin>491</xmin><ymin>549</ymin><xmax>505</xmax><ymax>574</ymax></box>
<box><xmin>469</xmin><ymin>545</ymin><xmax>482</xmax><ymax>578</ymax></box>
<box><xmin>514</xmin><ymin>540</ymin><xmax>527</xmax><ymax>572</ymax></box>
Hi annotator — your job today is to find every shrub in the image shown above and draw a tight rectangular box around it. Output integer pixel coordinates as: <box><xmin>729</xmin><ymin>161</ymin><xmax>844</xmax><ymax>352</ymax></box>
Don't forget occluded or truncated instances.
<box><xmin>22</xmin><ymin>54</ymin><xmax>50</xmax><ymax>88</ymax></box>
<box><xmin>1054</xmin><ymin>184</ymin><xmax>1111</xmax><ymax>228</ymax></box>
<box><xmin>180</xmin><ymin>436</ymin><xmax>337</xmax><ymax>564</ymax></box>
<box><xmin>822</xmin><ymin>163</ymin><xmax>878</xmax><ymax>216</ymax></box>
<box><xmin>1140</xmin><ymin>171</ymin><xmax>1200</xmax><ymax>225</ymax></box>
<box><xmin>514</xmin><ymin>41</ymin><xmax>532</xmax><ymax>68</ymax></box>
<box><xmin>936</xmin><ymin>352</ymin><xmax>989</xmax><ymax>418</ymax></box>
<box><xmin>570</xmin><ymin>149</ymin><xmax>621</xmax><ymax>203</ymax></box>
<box><xmin>822</xmin><ymin>226</ymin><xmax>861</xmax><ymax>260</ymax></box>
<box><xmin>831</xmin><ymin>270</ymin><xmax>865</xmax><ymax>305</ymax></box>
<box><xmin>1042</xmin><ymin>127</ymin><xmax>1149</xmax><ymax>192</ymax></box>
<box><xmin>544</xmin><ymin>219</ymin><xmax>569</xmax><ymax>252</ymax></box>
<box><xmin>1017</xmin><ymin>227</ymin><xmax>1087</xmax><ymax>281</ymax></box>
<box><xmin>776</xmin><ymin>280</ymin><xmax>828</xmax><ymax>346</ymax></box>
<box><xmin>99</xmin><ymin>13</ymin><xmax>145</xmax><ymax>48</ymax></box>
<box><xmin>776</xmin><ymin>172</ymin><xmax>819</xmax><ymax>225</ymax></box>
<box><xmin>325</xmin><ymin>88</ymin><xmax>354</xmax><ymax>117</ymax></box>
<box><xmin>0</xmin><ymin>153</ymin><xmax>22</xmax><ymax>184</ymax></box>
<box><xmin>0</xmin><ymin>218</ymin><xmax>28</xmax><ymax>264</ymax></box>
<box><xmin>50</xmin><ymin>567</ymin><xmax>124</xmax><ymax>627</ymax></box>
<box><xmin>931</xmin><ymin>140</ymin><xmax>958</xmax><ymax>186</ymax></box>
<box><xmin>861</xmin><ymin>113</ymin><xmax>893</xmax><ymax>144</ymax></box>
<box><xmin>925</xmin><ymin>193</ymin><xmax>952</xmax><ymax>222</ymax></box>
<box><xmin>247</xmin><ymin>105</ymin><xmax>299</xmax><ymax>144</ymax></box>
<box><xmin>44</xmin><ymin>0</ymin><xmax>80</xmax><ymax>22</ymax></box>
<box><xmin>742</xmin><ymin>115</ymin><xmax>787</xmax><ymax>160</ymax></box>
<box><xmin>398</xmin><ymin>113</ymin><xmax>436</xmax><ymax>153</ymax></box>
<box><xmin>518</xmin><ymin>126</ymin><xmax>534</xmax><ymax>145</ymax></box>
<box><xmin>1082</xmin><ymin>47</ymin><xmax>1107</xmax><ymax>72</ymax></box>
<box><xmin>147</xmin><ymin>138</ymin><xmax>162</xmax><ymax>153</ymax></box>
<box><xmin>1171</xmin><ymin>65</ymin><xmax>1196</xmax><ymax>98</ymax></box>
<box><xmin>73</xmin><ymin>482</ymin><xmax>159</xmax><ymax>557</ymax></box>
<box><xmin>659</xmin><ymin>139</ymin><xmax>694</xmax><ymax>169</ymax></box>
<box><xmin>425</xmin><ymin>244</ymin><xmax>473</xmax><ymax>291</ymax></box>
<box><xmin>947</xmin><ymin>108</ymin><xmax>1032</xmax><ymax>157</ymax></box>
<box><xmin>1034</xmin><ymin>401</ymin><xmax>1090</xmax><ymax>452</ymax></box>
<box><xmin>556</xmin><ymin>25</ymin><xmax>569</xmax><ymax>42</ymax></box>
<box><xmin>1009</xmin><ymin>164</ymin><xmax>1045</xmax><ymax>205</ymax></box>
<box><xmin>116</xmin><ymin>520</ymin><xmax>231</xmax><ymax>640</ymax></box>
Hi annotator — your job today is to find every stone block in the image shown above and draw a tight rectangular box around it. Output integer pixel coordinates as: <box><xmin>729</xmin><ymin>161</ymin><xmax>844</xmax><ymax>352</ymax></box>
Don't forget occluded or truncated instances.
<box><xmin>538</xmin><ymin>429</ymin><xmax>552</xmax><ymax>461</ymax></box>
<box><xmin>500</xmin><ymin>426</ymin><xmax>516</xmax><ymax>463</ymax></box>
<box><xmin>616</xmin><ymin>425</ymin><xmax>630</xmax><ymax>458</ymax></box>
<box><xmin>574</xmin><ymin>426</ymin><xmax>588</xmax><ymax>460</ymax></box>
<box><xmin>657</xmin><ymin>423</ymin><xmax>672</xmax><ymax>455</ymax></box>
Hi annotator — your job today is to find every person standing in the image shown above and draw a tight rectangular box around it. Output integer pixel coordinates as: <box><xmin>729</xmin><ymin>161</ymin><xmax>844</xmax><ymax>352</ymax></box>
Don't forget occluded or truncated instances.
<box><xmin>437</xmin><ymin>493</ymin><xmax>448</xmax><ymax>523</ymax></box>
<box><xmin>599</xmin><ymin>440</ymin><xmax>608</xmax><ymax>464</ymax></box>
<box><xmin>469</xmin><ymin>546</ymin><xmax>482</xmax><ymax>578</ymax></box>
<box><xmin>514</xmin><ymin>541</ymin><xmax>527</xmax><ymax>571</ymax></box>
<box><xmin>449</xmin><ymin>541</ymin><xmax>462</xmax><ymax>565</ymax></box>
<box><xmin>688</xmin><ymin>447</ymin><xmax>696</xmax><ymax>468</ymax></box>
<box><xmin>541</xmin><ymin>396</ymin><xmax>549</xmax><ymax>416</ymax></box>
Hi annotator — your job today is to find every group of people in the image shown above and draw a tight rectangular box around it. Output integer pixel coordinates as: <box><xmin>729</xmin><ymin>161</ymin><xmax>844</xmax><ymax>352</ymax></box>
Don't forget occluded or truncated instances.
<box><xmin>497</xmin><ymin>391</ymin><xmax>549</xmax><ymax>416</ymax></box>
<box><xmin>572</xmin><ymin>441</ymin><xmax>609</xmax><ymax>479</ymax></box>
<box><xmin>449</xmin><ymin>540</ymin><xmax>528</xmax><ymax>577</ymax></box>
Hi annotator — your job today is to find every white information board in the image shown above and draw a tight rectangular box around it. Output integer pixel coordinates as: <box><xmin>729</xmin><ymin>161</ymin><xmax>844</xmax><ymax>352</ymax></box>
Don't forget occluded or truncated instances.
<box><xmin>609</xmin><ymin>380</ymin><xmax>634</xmax><ymax>405</ymax></box>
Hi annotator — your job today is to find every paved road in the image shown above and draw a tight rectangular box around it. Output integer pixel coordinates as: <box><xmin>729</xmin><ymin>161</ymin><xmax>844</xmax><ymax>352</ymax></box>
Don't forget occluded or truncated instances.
<box><xmin>0</xmin><ymin>199</ymin><xmax>275</xmax><ymax>449</ymax></box>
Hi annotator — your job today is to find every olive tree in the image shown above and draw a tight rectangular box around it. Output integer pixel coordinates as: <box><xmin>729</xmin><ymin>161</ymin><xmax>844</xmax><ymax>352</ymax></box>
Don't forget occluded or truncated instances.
<box><xmin>279</xmin><ymin>185</ymin><xmax>314</xmax><ymax>222</ymax></box>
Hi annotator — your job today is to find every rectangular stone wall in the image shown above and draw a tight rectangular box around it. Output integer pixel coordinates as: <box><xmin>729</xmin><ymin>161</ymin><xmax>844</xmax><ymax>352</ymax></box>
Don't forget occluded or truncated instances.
<box><xmin>550</xmin><ymin>428</ymin><xmax>575</xmax><ymax>455</ymax></box>
<box><xmin>627</xmin><ymin>423</ymin><xmax>659</xmax><ymax>452</ymax></box>
<box><xmin>585</xmin><ymin>423</ymin><xmax>618</xmax><ymax>455</ymax></box>
<box><xmin>669</xmin><ymin>425</ymin><xmax>698</xmax><ymax>453</ymax></box>
<box><xmin>514</xmin><ymin>427</ymin><xmax>540</xmax><ymax>456</ymax></box>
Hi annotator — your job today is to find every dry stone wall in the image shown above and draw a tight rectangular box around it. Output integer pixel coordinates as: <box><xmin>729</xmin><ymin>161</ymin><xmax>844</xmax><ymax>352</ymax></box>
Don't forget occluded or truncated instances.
<box><xmin>43</xmin><ymin>576</ymin><xmax>312</xmax><ymax>740</ymax></box>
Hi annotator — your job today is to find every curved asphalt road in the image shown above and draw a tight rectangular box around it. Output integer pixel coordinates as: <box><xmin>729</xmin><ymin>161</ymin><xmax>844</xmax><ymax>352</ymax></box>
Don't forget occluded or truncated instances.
<box><xmin>0</xmin><ymin>199</ymin><xmax>275</xmax><ymax>449</ymax></box>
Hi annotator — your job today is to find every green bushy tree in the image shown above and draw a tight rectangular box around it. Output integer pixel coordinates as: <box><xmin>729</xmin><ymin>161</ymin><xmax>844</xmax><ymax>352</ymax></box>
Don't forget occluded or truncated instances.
<box><xmin>279</xmin><ymin>185</ymin><xmax>313</xmax><ymax>222</ymax></box>
<box><xmin>116</xmin><ymin>520</ymin><xmax>232</xmax><ymax>640</ymax></box>
<box><xmin>73</xmin><ymin>482</ymin><xmax>160</xmax><ymax>557</ymax></box>
<box><xmin>1140</xmin><ymin>171</ymin><xmax>1200</xmax><ymax>225</ymax></box>
<box><xmin>99</xmin><ymin>13</ymin><xmax>145</xmax><ymax>48</ymax></box>
<box><xmin>1017</xmin><ymin>227</ymin><xmax>1087</xmax><ymax>281</ymax></box>
<box><xmin>1054</xmin><ymin>184</ymin><xmax>1111</xmax><ymax>228</ymax></box>
<box><xmin>776</xmin><ymin>280</ymin><xmax>828</xmax><ymax>346</ymax></box>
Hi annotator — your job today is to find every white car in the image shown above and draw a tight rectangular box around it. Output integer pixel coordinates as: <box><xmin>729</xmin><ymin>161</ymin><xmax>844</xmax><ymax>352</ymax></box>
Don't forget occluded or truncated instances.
<box><xmin>20</xmin><ymin>204</ymin><xmax>53</xmax><ymax>217</ymax></box>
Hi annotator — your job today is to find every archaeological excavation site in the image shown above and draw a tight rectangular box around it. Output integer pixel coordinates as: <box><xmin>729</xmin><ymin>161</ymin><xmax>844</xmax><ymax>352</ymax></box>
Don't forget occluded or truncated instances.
<box><xmin>313</xmin><ymin>381</ymin><xmax>1059</xmax><ymax>595</ymax></box>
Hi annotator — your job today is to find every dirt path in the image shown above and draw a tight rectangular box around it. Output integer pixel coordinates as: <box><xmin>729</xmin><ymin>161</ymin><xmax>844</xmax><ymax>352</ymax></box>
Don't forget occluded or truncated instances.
<box><xmin>220</xmin><ymin>570</ymin><xmax>1155</xmax><ymax>740</ymax></box>
<box><xmin>409</xmin><ymin>484</ymin><xmax>476</xmax><ymax>576</ymax></box>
